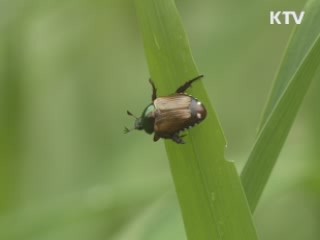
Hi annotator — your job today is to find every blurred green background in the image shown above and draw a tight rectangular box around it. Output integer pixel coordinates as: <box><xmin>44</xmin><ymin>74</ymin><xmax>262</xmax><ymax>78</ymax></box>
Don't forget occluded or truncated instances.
<box><xmin>1</xmin><ymin>0</ymin><xmax>319</xmax><ymax>239</ymax></box>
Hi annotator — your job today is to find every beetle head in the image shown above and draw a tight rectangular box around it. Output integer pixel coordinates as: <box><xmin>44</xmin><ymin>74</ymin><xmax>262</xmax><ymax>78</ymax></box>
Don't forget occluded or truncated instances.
<box><xmin>124</xmin><ymin>110</ymin><xmax>143</xmax><ymax>133</ymax></box>
<box><xmin>134</xmin><ymin>117</ymin><xmax>144</xmax><ymax>130</ymax></box>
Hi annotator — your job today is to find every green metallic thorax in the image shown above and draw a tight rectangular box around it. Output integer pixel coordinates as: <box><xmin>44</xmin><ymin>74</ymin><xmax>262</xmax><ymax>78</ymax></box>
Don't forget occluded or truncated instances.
<box><xmin>134</xmin><ymin>103</ymin><xmax>155</xmax><ymax>134</ymax></box>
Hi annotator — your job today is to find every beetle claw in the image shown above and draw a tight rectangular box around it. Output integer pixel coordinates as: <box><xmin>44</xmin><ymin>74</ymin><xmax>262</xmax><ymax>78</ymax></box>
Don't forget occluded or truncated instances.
<box><xmin>172</xmin><ymin>134</ymin><xmax>185</xmax><ymax>144</ymax></box>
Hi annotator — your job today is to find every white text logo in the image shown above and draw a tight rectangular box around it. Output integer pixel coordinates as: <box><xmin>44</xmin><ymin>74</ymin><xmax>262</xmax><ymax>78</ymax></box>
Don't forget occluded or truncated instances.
<box><xmin>270</xmin><ymin>11</ymin><xmax>305</xmax><ymax>25</ymax></box>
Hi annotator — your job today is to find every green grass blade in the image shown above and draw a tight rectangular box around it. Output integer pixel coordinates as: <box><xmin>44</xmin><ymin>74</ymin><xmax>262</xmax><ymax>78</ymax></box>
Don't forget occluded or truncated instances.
<box><xmin>259</xmin><ymin>0</ymin><xmax>320</xmax><ymax>129</ymax></box>
<box><xmin>241</xmin><ymin>0</ymin><xmax>320</xmax><ymax>212</ymax></box>
<box><xmin>134</xmin><ymin>1</ymin><xmax>258</xmax><ymax>239</ymax></box>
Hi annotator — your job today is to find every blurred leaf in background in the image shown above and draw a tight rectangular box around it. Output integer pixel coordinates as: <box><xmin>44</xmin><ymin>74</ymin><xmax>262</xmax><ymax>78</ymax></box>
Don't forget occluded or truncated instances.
<box><xmin>0</xmin><ymin>0</ymin><xmax>319</xmax><ymax>240</ymax></box>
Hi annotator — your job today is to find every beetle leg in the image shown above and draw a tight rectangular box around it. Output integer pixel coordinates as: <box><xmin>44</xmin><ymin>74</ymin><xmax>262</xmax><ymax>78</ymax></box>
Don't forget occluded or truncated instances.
<box><xmin>149</xmin><ymin>78</ymin><xmax>157</xmax><ymax>101</ymax></box>
<box><xmin>172</xmin><ymin>134</ymin><xmax>185</xmax><ymax>144</ymax></box>
<box><xmin>175</xmin><ymin>75</ymin><xmax>204</xmax><ymax>93</ymax></box>
<box><xmin>153</xmin><ymin>133</ymin><xmax>160</xmax><ymax>142</ymax></box>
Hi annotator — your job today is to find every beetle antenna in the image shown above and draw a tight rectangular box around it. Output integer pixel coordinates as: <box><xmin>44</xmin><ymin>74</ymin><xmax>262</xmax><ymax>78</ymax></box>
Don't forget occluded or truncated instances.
<box><xmin>127</xmin><ymin>110</ymin><xmax>138</xmax><ymax>119</ymax></box>
<box><xmin>124</xmin><ymin>126</ymin><xmax>133</xmax><ymax>134</ymax></box>
<box><xmin>123</xmin><ymin>127</ymin><xmax>135</xmax><ymax>134</ymax></box>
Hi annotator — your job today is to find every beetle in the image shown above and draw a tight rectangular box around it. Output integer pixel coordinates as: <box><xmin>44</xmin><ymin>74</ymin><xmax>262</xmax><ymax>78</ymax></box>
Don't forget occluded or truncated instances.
<box><xmin>124</xmin><ymin>75</ymin><xmax>207</xmax><ymax>144</ymax></box>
